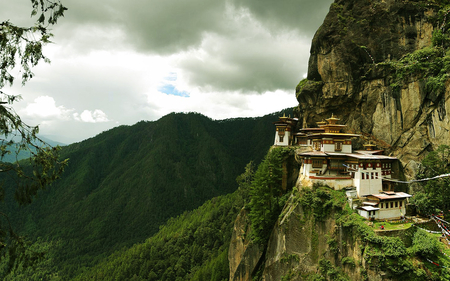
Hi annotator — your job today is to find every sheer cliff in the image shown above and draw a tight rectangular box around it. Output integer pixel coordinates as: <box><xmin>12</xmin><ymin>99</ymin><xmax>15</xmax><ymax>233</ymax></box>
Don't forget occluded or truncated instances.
<box><xmin>296</xmin><ymin>0</ymin><xmax>450</xmax><ymax>176</ymax></box>
<box><xmin>229</xmin><ymin>1</ymin><xmax>450</xmax><ymax>280</ymax></box>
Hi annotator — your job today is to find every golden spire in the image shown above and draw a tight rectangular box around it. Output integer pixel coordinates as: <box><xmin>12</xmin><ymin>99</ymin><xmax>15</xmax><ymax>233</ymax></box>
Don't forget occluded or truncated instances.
<box><xmin>363</xmin><ymin>141</ymin><xmax>377</xmax><ymax>151</ymax></box>
<box><xmin>326</xmin><ymin>114</ymin><xmax>340</xmax><ymax>125</ymax></box>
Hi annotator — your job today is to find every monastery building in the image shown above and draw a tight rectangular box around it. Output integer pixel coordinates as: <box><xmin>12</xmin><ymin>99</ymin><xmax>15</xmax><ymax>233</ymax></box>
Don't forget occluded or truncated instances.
<box><xmin>273</xmin><ymin>114</ymin><xmax>411</xmax><ymax>220</ymax></box>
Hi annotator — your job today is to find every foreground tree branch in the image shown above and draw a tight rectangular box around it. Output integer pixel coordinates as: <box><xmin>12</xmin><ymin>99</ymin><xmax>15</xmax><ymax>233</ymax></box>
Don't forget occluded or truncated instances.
<box><xmin>0</xmin><ymin>0</ymin><xmax>68</xmax><ymax>276</ymax></box>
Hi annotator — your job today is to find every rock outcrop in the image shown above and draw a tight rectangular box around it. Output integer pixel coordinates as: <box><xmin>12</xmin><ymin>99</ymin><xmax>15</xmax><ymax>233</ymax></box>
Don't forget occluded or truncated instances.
<box><xmin>229</xmin><ymin>208</ymin><xmax>263</xmax><ymax>281</ymax></box>
<box><xmin>296</xmin><ymin>0</ymin><xmax>450</xmax><ymax>177</ymax></box>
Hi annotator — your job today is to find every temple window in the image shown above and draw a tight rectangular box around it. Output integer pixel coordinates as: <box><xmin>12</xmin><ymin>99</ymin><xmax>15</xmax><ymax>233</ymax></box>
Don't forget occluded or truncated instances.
<box><xmin>335</xmin><ymin>142</ymin><xmax>342</xmax><ymax>151</ymax></box>
<box><xmin>279</xmin><ymin>136</ymin><xmax>284</xmax><ymax>142</ymax></box>
<box><xmin>313</xmin><ymin>142</ymin><xmax>320</xmax><ymax>151</ymax></box>
<box><xmin>312</xmin><ymin>159</ymin><xmax>322</xmax><ymax>168</ymax></box>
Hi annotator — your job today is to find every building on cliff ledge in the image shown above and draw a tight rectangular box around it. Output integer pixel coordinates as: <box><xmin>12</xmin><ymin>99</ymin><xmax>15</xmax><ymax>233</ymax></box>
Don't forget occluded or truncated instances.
<box><xmin>273</xmin><ymin>114</ymin><xmax>412</xmax><ymax>220</ymax></box>
<box><xmin>273</xmin><ymin>114</ymin><xmax>298</xmax><ymax>146</ymax></box>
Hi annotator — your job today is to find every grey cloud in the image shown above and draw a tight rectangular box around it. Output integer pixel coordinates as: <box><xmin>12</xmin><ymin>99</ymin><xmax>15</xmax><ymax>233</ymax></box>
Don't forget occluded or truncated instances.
<box><xmin>178</xmin><ymin>32</ymin><xmax>311</xmax><ymax>93</ymax></box>
<box><xmin>58</xmin><ymin>0</ymin><xmax>227</xmax><ymax>54</ymax></box>
<box><xmin>231</xmin><ymin>0</ymin><xmax>334</xmax><ymax>37</ymax></box>
<box><xmin>56</xmin><ymin>0</ymin><xmax>332</xmax><ymax>54</ymax></box>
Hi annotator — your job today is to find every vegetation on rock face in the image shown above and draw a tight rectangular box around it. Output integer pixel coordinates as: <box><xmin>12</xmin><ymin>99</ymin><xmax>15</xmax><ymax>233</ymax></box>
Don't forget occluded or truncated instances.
<box><xmin>248</xmin><ymin>147</ymin><xmax>294</xmax><ymax>246</ymax></box>
<box><xmin>413</xmin><ymin>145</ymin><xmax>450</xmax><ymax>215</ymax></box>
<box><xmin>283</xmin><ymin>186</ymin><xmax>450</xmax><ymax>281</ymax></box>
<box><xmin>409</xmin><ymin>229</ymin><xmax>440</xmax><ymax>257</ymax></box>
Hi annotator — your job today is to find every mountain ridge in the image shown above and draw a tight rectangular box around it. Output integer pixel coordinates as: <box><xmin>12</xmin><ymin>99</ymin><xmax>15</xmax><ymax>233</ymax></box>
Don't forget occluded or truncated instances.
<box><xmin>5</xmin><ymin>109</ymin><xmax>293</xmax><ymax>278</ymax></box>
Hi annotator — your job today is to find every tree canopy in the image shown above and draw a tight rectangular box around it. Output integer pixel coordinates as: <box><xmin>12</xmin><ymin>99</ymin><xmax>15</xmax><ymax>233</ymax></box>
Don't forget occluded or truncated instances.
<box><xmin>248</xmin><ymin>147</ymin><xmax>292</xmax><ymax>246</ymax></box>
<box><xmin>0</xmin><ymin>0</ymin><xmax>68</xmax><ymax>274</ymax></box>
<box><xmin>413</xmin><ymin>145</ymin><xmax>450</xmax><ymax>215</ymax></box>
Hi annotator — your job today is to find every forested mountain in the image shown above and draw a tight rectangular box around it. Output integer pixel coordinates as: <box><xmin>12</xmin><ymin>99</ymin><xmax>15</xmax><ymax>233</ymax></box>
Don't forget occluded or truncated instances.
<box><xmin>4</xmin><ymin>109</ymin><xmax>292</xmax><ymax>278</ymax></box>
<box><xmin>73</xmin><ymin>191</ymin><xmax>244</xmax><ymax>281</ymax></box>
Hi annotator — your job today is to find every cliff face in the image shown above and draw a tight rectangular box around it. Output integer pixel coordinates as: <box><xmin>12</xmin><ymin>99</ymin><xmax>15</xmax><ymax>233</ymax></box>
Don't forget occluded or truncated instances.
<box><xmin>229</xmin><ymin>187</ymin><xmax>422</xmax><ymax>281</ymax></box>
<box><xmin>296</xmin><ymin>0</ymin><xmax>450</xmax><ymax>176</ymax></box>
<box><xmin>229</xmin><ymin>208</ymin><xmax>263</xmax><ymax>281</ymax></box>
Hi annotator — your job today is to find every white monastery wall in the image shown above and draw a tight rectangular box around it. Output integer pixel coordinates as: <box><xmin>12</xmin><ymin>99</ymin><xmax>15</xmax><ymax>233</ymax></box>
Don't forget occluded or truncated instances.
<box><xmin>342</xmin><ymin>144</ymin><xmax>352</xmax><ymax>153</ymax></box>
<box><xmin>322</xmin><ymin>144</ymin><xmax>334</xmax><ymax>152</ymax></box>
<box><xmin>355</xmin><ymin>167</ymin><xmax>383</xmax><ymax>196</ymax></box>
<box><xmin>274</xmin><ymin>131</ymin><xmax>290</xmax><ymax>146</ymax></box>
<box><xmin>377</xmin><ymin>206</ymin><xmax>406</xmax><ymax>220</ymax></box>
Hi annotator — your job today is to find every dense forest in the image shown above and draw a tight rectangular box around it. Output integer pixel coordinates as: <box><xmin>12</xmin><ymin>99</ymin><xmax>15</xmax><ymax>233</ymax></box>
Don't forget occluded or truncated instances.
<box><xmin>3</xmin><ymin>190</ymin><xmax>244</xmax><ymax>280</ymax></box>
<box><xmin>1</xmin><ymin>109</ymin><xmax>293</xmax><ymax>279</ymax></box>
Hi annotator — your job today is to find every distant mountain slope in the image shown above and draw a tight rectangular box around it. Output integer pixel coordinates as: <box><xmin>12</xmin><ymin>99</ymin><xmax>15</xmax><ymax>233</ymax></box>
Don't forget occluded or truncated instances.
<box><xmin>1</xmin><ymin>135</ymin><xmax>66</xmax><ymax>163</ymax></box>
<box><xmin>7</xmin><ymin>110</ymin><xmax>292</xmax><ymax>278</ymax></box>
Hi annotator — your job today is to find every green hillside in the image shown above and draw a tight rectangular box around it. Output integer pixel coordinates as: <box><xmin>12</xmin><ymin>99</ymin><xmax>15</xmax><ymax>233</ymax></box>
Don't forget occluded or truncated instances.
<box><xmin>72</xmin><ymin>191</ymin><xmax>244</xmax><ymax>281</ymax></box>
<box><xmin>5</xmin><ymin>110</ymin><xmax>292</xmax><ymax>278</ymax></box>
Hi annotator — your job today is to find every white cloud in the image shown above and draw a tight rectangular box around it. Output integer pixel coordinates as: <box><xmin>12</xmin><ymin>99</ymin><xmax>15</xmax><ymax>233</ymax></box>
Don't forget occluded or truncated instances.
<box><xmin>2</xmin><ymin>0</ymin><xmax>333</xmax><ymax>144</ymax></box>
<box><xmin>144</xmin><ymin>88</ymin><xmax>297</xmax><ymax>120</ymax></box>
<box><xmin>21</xmin><ymin>96</ymin><xmax>72</xmax><ymax>120</ymax></box>
<box><xmin>74</xmin><ymin>110</ymin><xmax>110</xmax><ymax>123</ymax></box>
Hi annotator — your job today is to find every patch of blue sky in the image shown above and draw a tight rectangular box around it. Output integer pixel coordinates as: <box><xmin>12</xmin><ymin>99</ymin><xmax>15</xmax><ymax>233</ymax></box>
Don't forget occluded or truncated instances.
<box><xmin>159</xmin><ymin>84</ymin><xmax>190</xmax><ymax>97</ymax></box>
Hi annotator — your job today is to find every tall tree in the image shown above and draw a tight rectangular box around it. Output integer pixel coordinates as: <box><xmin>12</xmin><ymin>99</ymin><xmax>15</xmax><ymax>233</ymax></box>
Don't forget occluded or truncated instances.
<box><xmin>248</xmin><ymin>147</ymin><xmax>291</xmax><ymax>246</ymax></box>
<box><xmin>0</xmin><ymin>0</ymin><xmax>68</xmax><ymax>275</ymax></box>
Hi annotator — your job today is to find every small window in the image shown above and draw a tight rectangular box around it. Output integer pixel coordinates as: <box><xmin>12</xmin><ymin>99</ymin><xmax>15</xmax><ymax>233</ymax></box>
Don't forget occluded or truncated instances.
<box><xmin>381</xmin><ymin>203</ymin><xmax>383</xmax><ymax>208</ymax></box>
<box><xmin>390</xmin><ymin>202</ymin><xmax>394</xmax><ymax>208</ymax></box>
<box><xmin>375</xmin><ymin>172</ymin><xmax>378</xmax><ymax>179</ymax></box>
<box><xmin>313</xmin><ymin>141</ymin><xmax>320</xmax><ymax>151</ymax></box>
<box><xmin>335</xmin><ymin>142</ymin><xmax>342</xmax><ymax>151</ymax></box>
<box><xmin>279</xmin><ymin>136</ymin><xmax>284</xmax><ymax>142</ymax></box>
<box><xmin>395</xmin><ymin>201</ymin><xmax>398</xmax><ymax>208</ymax></box>
<box><xmin>312</xmin><ymin>159</ymin><xmax>322</xmax><ymax>168</ymax></box>
<box><xmin>371</xmin><ymin>172</ymin><xmax>374</xmax><ymax>179</ymax></box>
<box><xmin>362</xmin><ymin>173</ymin><xmax>365</xmax><ymax>180</ymax></box>
<box><xmin>400</xmin><ymin>201</ymin><xmax>403</xmax><ymax>207</ymax></box>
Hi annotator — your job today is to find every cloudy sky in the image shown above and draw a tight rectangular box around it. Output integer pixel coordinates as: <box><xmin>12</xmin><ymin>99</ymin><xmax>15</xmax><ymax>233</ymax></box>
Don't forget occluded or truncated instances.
<box><xmin>2</xmin><ymin>0</ymin><xmax>333</xmax><ymax>144</ymax></box>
